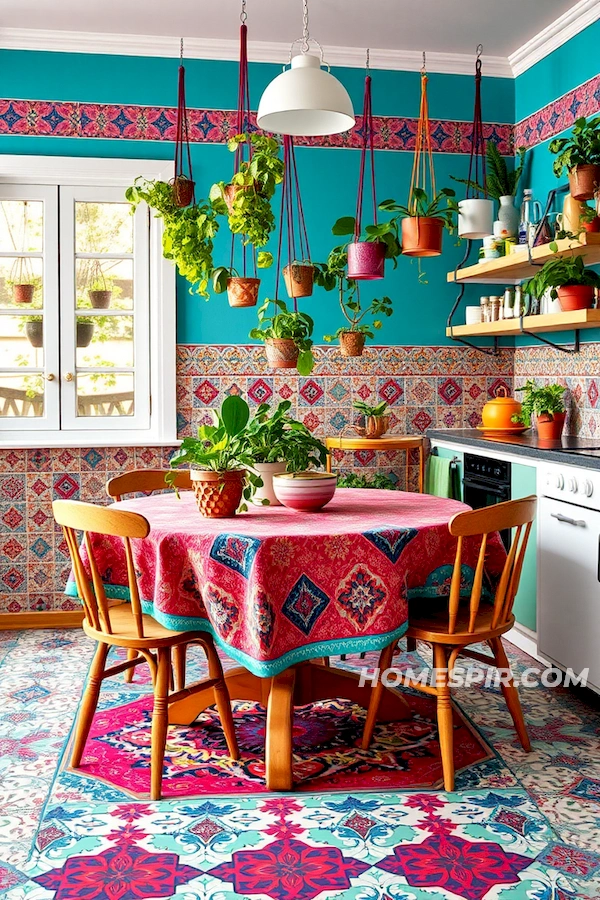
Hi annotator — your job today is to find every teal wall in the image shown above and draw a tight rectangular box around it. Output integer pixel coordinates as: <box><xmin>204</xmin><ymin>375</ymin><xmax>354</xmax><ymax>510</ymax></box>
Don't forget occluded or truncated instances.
<box><xmin>0</xmin><ymin>48</ymin><xmax>514</xmax><ymax>347</ymax></box>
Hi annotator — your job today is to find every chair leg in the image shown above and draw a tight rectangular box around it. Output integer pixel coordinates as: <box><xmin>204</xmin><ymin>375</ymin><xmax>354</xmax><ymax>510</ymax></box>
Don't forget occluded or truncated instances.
<box><xmin>124</xmin><ymin>648</ymin><xmax>137</xmax><ymax>683</ymax></box>
<box><xmin>406</xmin><ymin>637</ymin><xmax>417</xmax><ymax>652</ymax></box>
<box><xmin>200</xmin><ymin>637</ymin><xmax>239</xmax><ymax>760</ymax></box>
<box><xmin>71</xmin><ymin>641</ymin><xmax>109</xmax><ymax>768</ymax></box>
<box><xmin>172</xmin><ymin>645</ymin><xmax>187</xmax><ymax>692</ymax></box>
<box><xmin>433</xmin><ymin>643</ymin><xmax>455</xmax><ymax>792</ymax></box>
<box><xmin>489</xmin><ymin>637</ymin><xmax>531</xmax><ymax>752</ymax></box>
<box><xmin>150</xmin><ymin>647</ymin><xmax>170</xmax><ymax>802</ymax></box>
<box><xmin>361</xmin><ymin>640</ymin><xmax>396</xmax><ymax>750</ymax></box>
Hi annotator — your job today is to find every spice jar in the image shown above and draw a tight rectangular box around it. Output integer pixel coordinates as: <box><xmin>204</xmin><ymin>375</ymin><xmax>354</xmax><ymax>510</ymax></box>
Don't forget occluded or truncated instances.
<box><xmin>480</xmin><ymin>296</ymin><xmax>490</xmax><ymax>323</ymax></box>
<box><xmin>489</xmin><ymin>295</ymin><xmax>501</xmax><ymax>321</ymax></box>
<box><xmin>503</xmin><ymin>288</ymin><xmax>515</xmax><ymax>319</ymax></box>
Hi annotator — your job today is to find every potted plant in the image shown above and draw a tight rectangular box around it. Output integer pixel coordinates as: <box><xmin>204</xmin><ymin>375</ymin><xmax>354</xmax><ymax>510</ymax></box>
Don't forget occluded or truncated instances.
<box><xmin>549</xmin><ymin>117</ymin><xmax>600</xmax><ymax>201</ymax></box>
<box><xmin>337</xmin><ymin>472</ymin><xmax>396</xmax><ymax>489</ymax></box>
<box><xmin>171</xmin><ymin>173</ymin><xmax>195</xmax><ymax>208</ymax></box>
<box><xmin>168</xmin><ymin>395</ymin><xmax>262</xmax><ymax>516</ymax></box>
<box><xmin>453</xmin><ymin>144</ymin><xmax>526</xmax><ymax>238</ymax></box>
<box><xmin>212</xmin><ymin>252</ymin><xmax>273</xmax><ymax>308</ymax></box>
<box><xmin>331</xmin><ymin>214</ymin><xmax>401</xmax><ymax>280</ymax></box>
<box><xmin>126</xmin><ymin>177</ymin><xmax>219</xmax><ymax>298</ymax></box>
<box><xmin>283</xmin><ymin>260</ymin><xmax>314</xmax><ymax>299</ymax></box>
<box><xmin>249</xmin><ymin>298</ymin><xmax>315</xmax><ymax>375</ymax></box>
<box><xmin>24</xmin><ymin>315</ymin><xmax>43</xmax><ymax>348</ymax></box>
<box><xmin>512</xmin><ymin>379</ymin><xmax>567</xmax><ymax>441</ymax></box>
<box><xmin>86</xmin><ymin>260</ymin><xmax>114</xmax><ymax>309</ymax></box>
<box><xmin>246</xmin><ymin>399</ymin><xmax>328</xmax><ymax>505</ymax></box>
<box><xmin>523</xmin><ymin>252</ymin><xmax>600</xmax><ymax>312</ymax></box>
<box><xmin>379</xmin><ymin>187</ymin><xmax>456</xmax><ymax>257</ymax></box>
<box><xmin>580</xmin><ymin>201</ymin><xmax>600</xmax><ymax>233</ymax></box>
<box><xmin>352</xmin><ymin>400</ymin><xmax>390</xmax><ymax>438</ymax></box>
<box><xmin>9</xmin><ymin>257</ymin><xmax>37</xmax><ymax>304</ymax></box>
<box><xmin>76</xmin><ymin>317</ymin><xmax>95</xmax><ymax>348</ymax></box>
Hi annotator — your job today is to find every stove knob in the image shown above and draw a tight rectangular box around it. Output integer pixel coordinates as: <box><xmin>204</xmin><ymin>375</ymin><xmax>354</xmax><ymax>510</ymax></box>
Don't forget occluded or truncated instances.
<box><xmin>567</xmin><ymin>476</ymin><xmax>578</xmax><ymax>493</ymax></box>
<box><xmin>582</xmin><ymin>479</ymin><xmax>594</xmax><ymax>498</ymax></box>
<box><xmin>554</xmin><ymin>473</ymin><xmax>565</xmax><ymax>490</ymax></box>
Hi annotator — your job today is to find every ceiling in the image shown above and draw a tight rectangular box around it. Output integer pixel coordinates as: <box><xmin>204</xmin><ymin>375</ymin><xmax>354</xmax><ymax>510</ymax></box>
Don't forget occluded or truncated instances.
<box><xmin>0</xmin><ymin>0</ymin><xmax>596</xmax><ymax>75</ymax></box>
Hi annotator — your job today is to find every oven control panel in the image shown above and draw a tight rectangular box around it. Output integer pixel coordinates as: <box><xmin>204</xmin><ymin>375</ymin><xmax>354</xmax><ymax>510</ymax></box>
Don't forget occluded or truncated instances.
<box><xmin>464</xmin><ymin>453</ymin><xmax>511</xmax><ymax>485</ymax></box>
<box><xmin>541</xmin><ymin>462</ymin><xmax>599</xmax><ymax>510</ymax></box>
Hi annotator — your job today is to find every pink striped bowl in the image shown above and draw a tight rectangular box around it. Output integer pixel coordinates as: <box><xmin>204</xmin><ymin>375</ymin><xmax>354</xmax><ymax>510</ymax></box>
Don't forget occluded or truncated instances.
<box><xmin>272</xmin><ymin>472</ymin><xmax>337</xmax><ymax>511</ymax></box>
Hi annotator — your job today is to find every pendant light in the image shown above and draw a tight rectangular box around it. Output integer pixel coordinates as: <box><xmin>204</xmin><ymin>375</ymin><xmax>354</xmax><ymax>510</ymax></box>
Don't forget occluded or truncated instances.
<box><xmin>257</xmin><ymin>0</ymin><xmax>355</xmax><ymax>137</ymax></box>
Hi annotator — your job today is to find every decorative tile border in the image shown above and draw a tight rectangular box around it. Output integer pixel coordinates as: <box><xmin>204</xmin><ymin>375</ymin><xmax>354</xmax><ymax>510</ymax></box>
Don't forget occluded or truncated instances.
<box><xmin>514</xmin><ymin>72</ymin><xmax>600</xmax><ymax>149</ymax></box>
<box><xmin>0</xmin><ymin>99</ymin><xmax>514</xmax><ymax>153</ymax></box>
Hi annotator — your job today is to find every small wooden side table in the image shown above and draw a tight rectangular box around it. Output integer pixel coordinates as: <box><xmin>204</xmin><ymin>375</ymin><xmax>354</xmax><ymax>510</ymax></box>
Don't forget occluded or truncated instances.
<box><xmin>325</xmin><ymin>434</ymin><xmax>426</xmax><ymax>493</ymax></box>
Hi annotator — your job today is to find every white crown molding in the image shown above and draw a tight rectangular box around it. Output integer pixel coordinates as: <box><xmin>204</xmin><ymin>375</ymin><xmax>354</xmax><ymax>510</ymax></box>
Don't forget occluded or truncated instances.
<box><xmin>509</xmin><ymin>0</ymin><xmax>600</xmax><ymax>77</ymax></box>
<box><xmin>0</xmin><ymin>26</ymin><xmax>513</xmax><ymax>77</ymax></box>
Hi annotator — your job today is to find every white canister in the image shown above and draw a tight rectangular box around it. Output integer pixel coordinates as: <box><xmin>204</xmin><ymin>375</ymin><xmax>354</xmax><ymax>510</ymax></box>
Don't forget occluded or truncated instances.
<box><xmin>458</xmin><ymin>198</ymin><xmax>494</xmax><ymax>239</ymax></box>
<box><xmin>540</xmin><ymin>288</ymin><xmax>562</xmax><ymax>316</ymax></box>
<box><xmin>251</xmin><ymin>461</ymin><xmax>287</xmax><ymax>506</ymax></box>
<box><xmin>496</xmin><ymin>195</ymin><xmax>519</xmax><ymax>238</ymax></box>
<box><xmin>465</xmin><ymin>306</ymin><xmax>482</xmax><ymax>325</ymax></box>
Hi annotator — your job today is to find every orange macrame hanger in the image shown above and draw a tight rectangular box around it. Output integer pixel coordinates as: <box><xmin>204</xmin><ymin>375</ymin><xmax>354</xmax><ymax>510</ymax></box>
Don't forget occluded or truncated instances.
<box><xmin>408</xmin><ymin>52</ymin><xmax>436</xmax><ymax>211</ymax></box>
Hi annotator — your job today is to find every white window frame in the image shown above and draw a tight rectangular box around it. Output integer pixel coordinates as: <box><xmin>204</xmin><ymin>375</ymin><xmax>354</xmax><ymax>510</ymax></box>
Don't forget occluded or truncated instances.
<box><xmin>0</xmin><ymin>155</ymin><xmax>176</xmax><ymax>448</ymax></box>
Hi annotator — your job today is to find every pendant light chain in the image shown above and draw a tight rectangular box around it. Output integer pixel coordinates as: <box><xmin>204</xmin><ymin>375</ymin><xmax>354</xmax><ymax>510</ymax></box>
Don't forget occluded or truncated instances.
<box><xmin>301</xmin><ymin>0</ymin><xmax>310</xmax><ymax>52</ymax></box>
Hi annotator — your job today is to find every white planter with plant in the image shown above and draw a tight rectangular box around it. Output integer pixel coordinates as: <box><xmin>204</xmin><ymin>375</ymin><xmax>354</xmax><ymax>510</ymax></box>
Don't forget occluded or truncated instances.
<box><xmin>454</xmin><ymin>144</ymin><xmax>526</xmax><ymax>239</ymax></box>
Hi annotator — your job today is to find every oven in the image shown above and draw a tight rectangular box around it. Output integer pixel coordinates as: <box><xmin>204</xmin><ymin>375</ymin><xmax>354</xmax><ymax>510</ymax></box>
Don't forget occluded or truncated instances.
<box><xmin>462</xmin><ymin>453</ymin><xmax>512</xmax><ymax>550</ymax></box>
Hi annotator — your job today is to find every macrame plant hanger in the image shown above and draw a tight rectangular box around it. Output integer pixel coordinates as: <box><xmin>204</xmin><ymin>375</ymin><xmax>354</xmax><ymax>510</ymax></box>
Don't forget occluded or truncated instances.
<box><xmin>173</xmin><ymin>39</ymin><xmax>195</xmax><ymax>207</ymax></box>
<box><xmin>274</xmin><ymin>135</ymin><xmax>312</xmax><ymax>306</ymax></box>
<box><xmin>348</xmin><ymin>50</ymin><xmax>385</xmax><ymax>280</ymax></box>
<box><xmin>456</xmin><ymin>44</ymin><xmax>493</xmax><ymax>240</ymax></box>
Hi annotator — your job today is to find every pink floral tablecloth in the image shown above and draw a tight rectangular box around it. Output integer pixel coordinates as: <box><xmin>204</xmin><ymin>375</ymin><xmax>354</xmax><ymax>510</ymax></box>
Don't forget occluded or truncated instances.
<box><xmin>66</xmin><ymin>489</ymin><xmax>506</xmax><ymax>677</ymax></box>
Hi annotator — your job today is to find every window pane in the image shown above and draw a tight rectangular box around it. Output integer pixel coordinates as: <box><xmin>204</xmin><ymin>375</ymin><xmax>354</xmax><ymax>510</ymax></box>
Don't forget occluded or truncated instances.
<box><xmin>0</xmin><ymin>314</ymin><xmax>44</xmax><ymax>366</ymax></box>
<box><xmin>76</xmin><ymin>258</ymin><xmax>133</xmax><ymax>311</ymax></box>
<box><xmin>76</xmin><ymin>372</ymin><xmax>134</xmax><ymax>417</ymax></box>
<box><xmin>75</xmin><ymin>202</ymin><xmax>133</xmax><ymax>254</ymax></box>
<box><xmin>0</xmin><ymin>372</ymin><xmax>44</xmax><ymax>417</ymax></box>
<box><xmin>0</xmin><ymin>201</ymin><xmax>43</xmax><ymax>253</ymax></box>
<box><xmin>0</xmin><ymin>256</ymin><xmax>43</xmax><ymax>309</ymax></box>
<box><xmin>76</xmin><ymin>314</ymin><xmax>133</xmax><ymax>368</ymax></box>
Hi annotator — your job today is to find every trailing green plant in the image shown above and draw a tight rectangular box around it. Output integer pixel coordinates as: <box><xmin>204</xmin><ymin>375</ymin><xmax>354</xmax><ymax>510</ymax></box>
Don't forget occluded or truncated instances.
<box><xmin>511</xmin><ymin>379</ymin><xmax>566</xmax><ymax>427</ymax></box>
<box><xmin>211</xmin><ymin>253</ymin><xmax>273</xmax><ymax>293</ymax></box>
<box><xmin>451</xmin><ymin>144</ymin><xmax>526</xmax><ymax>199</ymax></box>
<box><xmin>523</xmin><ymin>253</ymin><xmax>600</xmax><ymax>301</ymax></box>
<box><xmin>331</xmin><ymin>214</ymin><xmax>402</xmax><ymax>264</ymax></box>
<box><xmin>580</xmin><ymin>202</ymin><xmax>600</xmax><ymax>225</ymax></box>
<box><xmin>167</xmin><ymin>395</ymin><xmax>262</xmax><ymax>509</ymax></box>
<box><xmin>245</xmin><ymin>399</ymin><xmax>327</xmax><ymax>469</ymax></box>
<box><xmin>210</xmin><ymin>133</ymin><xmax>284</xmax><ymax>251</ymax></box>
<box><xmin>336</xmin><ymin>472</ymin><xmax>396</xmax><ymax>490</ymax></box>
<box><xmin>379</xmin><ymin>186</ymin><xmax>457</xmax><ymax>230</ymax></box>
<box><xmin>549</xmin><ymin>117</ymin><xmax>600</xmax><ymax>178</ymax></box>
<box><xmin>126</xmin><ymin>177</ymin><xmax>219</xmax><ymax>298</ymax></box>
<box><xmin>249</xmin><ymin>298</ymin><xmax>315</xmax><ymax>376</ymax></box>
<box><xmin>353</xmin><ymin>399</ymin><xmax>389</xmax><ymax>418</ymax></box>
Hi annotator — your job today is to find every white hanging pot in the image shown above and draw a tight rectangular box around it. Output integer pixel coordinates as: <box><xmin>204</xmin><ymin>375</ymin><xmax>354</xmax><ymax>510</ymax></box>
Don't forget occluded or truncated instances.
<box><xmin>458</xmin><ymin>198</ymin><xmax>494</xmax><ymax>239</ymax></box>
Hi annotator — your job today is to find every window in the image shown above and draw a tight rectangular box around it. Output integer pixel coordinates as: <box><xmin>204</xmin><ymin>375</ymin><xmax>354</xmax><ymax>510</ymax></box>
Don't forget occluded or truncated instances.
<box><xmin>0</xmin><ymin>157</ymin><xmax>176</xmax><ymax>447</ymax></box>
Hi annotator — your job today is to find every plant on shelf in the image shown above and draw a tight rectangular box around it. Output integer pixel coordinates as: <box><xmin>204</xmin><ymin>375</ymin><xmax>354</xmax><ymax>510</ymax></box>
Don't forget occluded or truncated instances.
<box><xmin>337</xmin><ymin>472</ymin><xmax>396</xmax><ymax>490</ymax></box>
<box><xmin>352</xmin><ymin>399</ymin><xmax>390</xmax><ymax>439</ymax></box>
<box><xmin>210</xmin><ymin>133</ymin><xmax>284</xmax><ymax>250</ymax></box>
<box><xmin>523</xmin><ymin>253</ymin><xmax>600</xmax><ymax>312</ymax></box>
<box><xmin>379</xmin><ymin>187</ymin><xmax>457</xmax><ymax>259</ymax></box>
<box><xmin>549</xmin><ymin>116</ymin><xmax>600</xmax><ymax>201</ymax></box>
<box><xmin>168</xmin><ymin>394</ymin><xmax>262</xmax><ymax>516</ymax></box>
<box><xmin>126</xmin><ymin>177</ymin><xmax>219</xmax><ymax>298</ymax></box>
<box><xmin>211</xmin><ymin>252</ymin><xmax>273</xmax><ymax>309</ymax></box>
<box><xmin>249</xmin><ymin>297</ymin><xmax>315</xmax><ymax>375</ymax></box>
<box><xmin>511</xmin><ymin>379</ymin><xmax>567</xmax><ymax>441</ymax></box>
<box><xmin>579</xmin><ymin>201</ymin><xmax>600</xmax><ymax>233</ymax></box>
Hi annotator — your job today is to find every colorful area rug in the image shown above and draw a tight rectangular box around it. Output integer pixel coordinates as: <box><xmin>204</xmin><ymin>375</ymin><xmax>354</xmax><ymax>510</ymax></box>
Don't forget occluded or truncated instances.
<box><xmin>61</xmin><ymin>692</ymin><xmax>492</xmax><ymax>798</ymax></box>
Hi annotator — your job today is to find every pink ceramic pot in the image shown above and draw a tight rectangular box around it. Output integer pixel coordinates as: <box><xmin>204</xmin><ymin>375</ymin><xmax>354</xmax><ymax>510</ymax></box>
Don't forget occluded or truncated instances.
<box><xmin>272</xmin><ymin>472</ymin><xmax>337</xmax><ymax>511</ymax></box>
<box><xmin>347</xmin><ymin>241</ymin><xmax>385</xmax><ymax>280</ymax></box>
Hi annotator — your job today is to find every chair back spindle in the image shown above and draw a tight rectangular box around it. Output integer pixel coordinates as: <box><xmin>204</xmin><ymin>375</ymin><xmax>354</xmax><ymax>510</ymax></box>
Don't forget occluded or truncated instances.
<box><xmin>107</xmin><ymin>469</ymin><xmax>192</xmax><ymax>502</ymax></box>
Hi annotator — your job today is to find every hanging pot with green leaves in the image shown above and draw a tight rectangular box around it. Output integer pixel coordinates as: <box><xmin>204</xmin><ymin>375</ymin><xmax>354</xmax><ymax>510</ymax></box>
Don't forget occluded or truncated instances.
<box><xmin>249</xmin><ymin>298</ymin><xmax>315</xmax><ymax>375</ymax></box>
<box><xmin>212</xmin><ymin>251</ymin><xmax>273</xmax><ymax>308</ymax></box>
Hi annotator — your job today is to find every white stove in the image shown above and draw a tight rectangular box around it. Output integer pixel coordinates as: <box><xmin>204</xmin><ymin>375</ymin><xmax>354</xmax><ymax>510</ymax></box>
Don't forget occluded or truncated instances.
<box><xmin>538</xmin><ymin>461</ymin><xmax>600</xmax><ymax>693</ymax></box>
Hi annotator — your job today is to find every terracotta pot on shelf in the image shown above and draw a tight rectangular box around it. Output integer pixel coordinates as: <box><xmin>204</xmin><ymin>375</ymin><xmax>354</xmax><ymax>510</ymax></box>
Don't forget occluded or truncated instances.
<box><xmin>568</xmin><ymin>164</ymin><xmax>600</xmax><ymax>202</ymax></box>
<box><xmin>227</xmin><ymin>277</ymin><xmax>260</xmax><ymax>308</ymax></box>
<box><xmin>536</xmin><ymin>412</ymin><xmax>566</xmax><ymax>441</ymax></box>
<box><xmin>401</xmin><ymin>216</ymin><xmax>443</xmax><ymax>257</ymax></box>
<box><xmin>265</xmin><ymin>338</ymin><xmax>299</xmax><ymax>369</ymax></box>
<box><xmin>88</xmin><ymin>289</ymin><xmax>112</xmax><ymax>309</ymax></box>
<box><xmin>283</xmin><ymin>262</ymin><xmax>314</xmax><ymax>299</ymax></box>
<box><xmin>583</xmin><ymin>216</ymin><xmax>600</xmax><ymax>233</ymax></box>
<box><xmin>347</xmin><ymin>241</ymin><xmax>385</xmax><ymax>279</ymax></box>
<box><xmin>481</xmin><ymin>389</ymin><xmax>522</xmax><ymax>430</ymax></box>
<box><xmin>356</xmin><ymin>415</ymin><xmax>390</xmax><ymax>439</ymax></box>
<box><xmin>171</xmin><ymin>175</ymin><xmax>195</xmax><ymax>208</ymax></box>
<box><xmin>556</xmin><ymin>285</ymin><xmax>595</xmax><ymax>312</ymax></box>
<box><xmin>190</xmin><ymin>469</ymin><xmax>245</xmax><ymax>517</ymax></box>
<box><xmin>339</xmin><ymin>331</ymin><xmax>365</xmax><ymax>357</ymax></box>
<box><xmin>13</xmin><ymin>283</ymin><xmax>34</xmax><ymax>303</ymax></box>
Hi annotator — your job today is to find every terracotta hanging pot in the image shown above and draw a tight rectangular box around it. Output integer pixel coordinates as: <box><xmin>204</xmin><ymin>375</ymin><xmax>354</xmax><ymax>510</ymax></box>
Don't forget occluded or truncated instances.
<box><xmin>88</xmin><ymin>289</ymin><xmax>112</xmax><ymax>309</ymax></box>
<box><xmin>401</xmin><ymin>216</ymin><xmax>444</xmax><ymax>257</ymax></box>
<box><xmin>568</xmin><ymin>165</ymin><xmax>600</xmax><ymax>202</ymax></box>
<box><xmin>171</xmin><ymin>175</ymin><xmax>195</xmax><ymax>208</ymax></box>
<box><xmin>222</xmin><ymin>182</ymin><xmax>256</xmax><ymax>214</ymax></box>
<box><xmin>13</xmin><ymin>283</ymin><xmax>34</xmax><ymax>303</ymax></box>
<box><xmin>265</xmin><ymin>338</ymin><xmax>299</xmax><ymax>369</ymax></box>
<box><xmin>25</xmin><ymin>321</ymin><xmax>43</xmax><ymax>348</ymax></box>
<box><xmin>347</xmin><ymin>241</ymin><xmax>385</xmax><ymax>280</ymax></box>
<box><xmin>339</xmin><ymin>331</ymin><xmax>365</xmax><ymax>357</ymax></box>
<box><xmin>556</xmin><ymin>285</ymin><xmax>595</xmax><ymax>311</ymax></box>
<box><xmin>190</xmin><ymin>468</ymin><xmax>245</xmax><ymax>517</ymax></box>
<box><xmin>227</xmin><ymin>277</ymin><xmax>260</xmax><ymax>308</ymax></box>
<box><xmin>283</xmin><ymin>262</ymin><xmax>314</xmax><ymax>299</ymax></box>
<box><xmin>536</xmin><ymin>412</ymin><xmax>566</xmax><ymax>441</ymax></box>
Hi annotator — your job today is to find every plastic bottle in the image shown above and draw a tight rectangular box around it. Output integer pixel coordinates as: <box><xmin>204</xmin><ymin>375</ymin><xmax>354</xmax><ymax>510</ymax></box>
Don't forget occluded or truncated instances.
<box><xmin>518</xmin><ymin>190</ymin><xmax>542</xmax><ymax>246</ymax></box>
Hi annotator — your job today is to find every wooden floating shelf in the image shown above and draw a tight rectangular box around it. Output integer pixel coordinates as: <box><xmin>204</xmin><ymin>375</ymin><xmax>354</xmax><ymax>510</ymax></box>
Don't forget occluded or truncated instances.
<box><xmin>446</xmin><ymin>308</ymin><xmax>600</xmax><ymax>339</ymax></box>
<box><xmin>447</xmin><ymin>233</ymin><xmax>600</xmax><ymax>285</ymax></box>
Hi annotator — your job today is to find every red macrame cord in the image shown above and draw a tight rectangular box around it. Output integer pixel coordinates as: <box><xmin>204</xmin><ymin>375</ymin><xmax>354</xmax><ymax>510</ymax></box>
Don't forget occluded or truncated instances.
<box><xmin>354</xmin><ymin>73</ymin><xmax>378</xmax><ymax>241</ymax></box>
<box><xmin>174</xmin><ymin>61</ymin><xmax>195</xmax><ymax>204</ymax></box>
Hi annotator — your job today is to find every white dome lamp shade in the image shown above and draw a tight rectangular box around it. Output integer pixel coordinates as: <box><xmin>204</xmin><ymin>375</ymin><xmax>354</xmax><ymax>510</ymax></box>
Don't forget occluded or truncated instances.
<box><xmin>256</xmin><ymin>0</ymin><xmax>355</xmax><ymax>137</ymax></box>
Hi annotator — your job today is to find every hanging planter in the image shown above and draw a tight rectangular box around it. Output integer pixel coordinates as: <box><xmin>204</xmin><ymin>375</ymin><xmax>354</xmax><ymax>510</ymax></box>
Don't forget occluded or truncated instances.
<box><xmin>457</xmin><ymin>47</ymin><xmax>493</xmax><ymax>240</ymax></box>
<box><xmin>283</xmin><ymin>261</ymin><xmax>314</xmax><ymax>298</ymax></box>
<box><xmin>172</xmin><ymin>42</ymin><xmax>195</xmax><ymax>209</ymax></box>
<box><xmin>88</xmin><ymin>289</ymin><xmax>112</xmax><ymax>309</ymax></box>
<box><xmin>402</xmin><ymin>216</ymin><xmax>443</xmax><ymax>257</ymax></box>
<box><xmin>76</xmin><ymin>320</ymin><xmax>95</xmax><ymax>348</ymax></box>
<box><xmin>339</xmin><ymin>330</ymin><xmax>365</xmax><ymax>357</ymax></box>
<box><xmin>25</xmin><ymin>317</ymin><xmax>43</xmax><ymax>348</ymax></box>
<box><xmin>13</xmin><ymin>283</ymin><xmax>35</xmax><ymax>304</ymax></box>
<box><xmin>458</xmin><ymin>198</ymin><xmax>494</xmax><ymax>239</ymax></box>
<box><xmin>264</xmin><ymin>337</ymin><xmax>300</xmax><ymax>369</ymax></box>
<box><xmin>87</xmin><ymin>260</ymin><xmax>113</xmax><ymax>309</ymax></box>
<box><xmin>227</xmin><ymin>276</ymin><xmax>261</xmax><ymax>308</ymax></box>
<box><xmin>171</xmin><ymin>174</ymin><xmax>195</xmax><ymax>208</ymax></box>
<box><xmin>347</xmin><ymin>241</ymin><xmax>385</xmax><ymax>279</ymax></box>
<box><xmin>10</xmin><ymin>242</ymin><xmax>36</xmax><ymax>304</ymax></box>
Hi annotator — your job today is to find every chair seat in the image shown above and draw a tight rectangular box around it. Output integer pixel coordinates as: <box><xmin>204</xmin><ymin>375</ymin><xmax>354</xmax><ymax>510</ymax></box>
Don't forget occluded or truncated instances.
<box><xmin>407</xmin><ymin>597</ymin><xmax>514</xmax><ymax>644</ymax></box>
<box><xmin>82</xmin><ymin>603</ymin><xmax>210</xmax><ymax>650</ymax></box>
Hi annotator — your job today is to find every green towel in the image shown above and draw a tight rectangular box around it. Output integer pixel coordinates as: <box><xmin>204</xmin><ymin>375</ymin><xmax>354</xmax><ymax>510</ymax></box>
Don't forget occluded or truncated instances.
<box><xmin>425</xmin><ymin>454</ymin><xmax>461</xmax><ymax>500</ymax></box>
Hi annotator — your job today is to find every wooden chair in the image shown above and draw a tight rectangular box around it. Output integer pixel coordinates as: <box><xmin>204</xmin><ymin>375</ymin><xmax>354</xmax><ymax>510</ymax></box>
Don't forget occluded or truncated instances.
<box><xmin>53</xmin><ymin>498</ymin><xmax>239</xmax><ymax>801</ymax></box>
<box><xmin>106</xmin><ymin>469</ymin><xmax>192</xmax><ymax>686</ymax></box>
<box><xmin>362</xmin><ymin>496</ymin><xmax>536</xmax><ymax>791</ymax></box>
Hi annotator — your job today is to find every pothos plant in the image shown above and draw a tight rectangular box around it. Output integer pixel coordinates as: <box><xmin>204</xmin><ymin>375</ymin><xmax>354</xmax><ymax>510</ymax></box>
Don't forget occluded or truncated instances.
<box><xmin>126</xmin><ymin>177</ymin><xmax>219</xmax><ymax>298</ymax></box>
<box><xmin>211</xmin><ymin>252</ymin><xmax>273</xmax><ymax>294</ymax></box>
<box><xmin>249</xmin><ymin>297</ymin><xmax>315</xmax><ymax>376</ymax></box>
<box><xmin>549</xmin><ymin>116</ymin><xmax>600</xmax><ymax>178</ymax></box>
<box><xmin>245</xmin><ymin>399</ymin><xmax>327</xmax><ymax>469</ymax></box>
<box><xmin>210</xmin><ymin>133</ymin><xmax>284</xmax><ymax>251</ymax></box>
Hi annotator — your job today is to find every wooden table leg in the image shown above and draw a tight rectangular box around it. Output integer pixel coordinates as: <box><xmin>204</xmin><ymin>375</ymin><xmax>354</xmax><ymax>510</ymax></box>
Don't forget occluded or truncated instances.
<box><xmin>168</xmin><ymin>666</ymin><xmax>271</xmax><ymax>725</ymax></box>
<box><xmin>265</xmin><ymin>668</ymin><xmax>296</xmax><ymax>791</ymax></box>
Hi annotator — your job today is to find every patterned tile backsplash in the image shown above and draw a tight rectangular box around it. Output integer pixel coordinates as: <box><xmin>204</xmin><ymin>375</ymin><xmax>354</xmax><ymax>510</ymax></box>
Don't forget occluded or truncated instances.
<box><xmin>1</xmin><ymin>342</ymin><xmax>516</xmax><ymax>613</ymax></box>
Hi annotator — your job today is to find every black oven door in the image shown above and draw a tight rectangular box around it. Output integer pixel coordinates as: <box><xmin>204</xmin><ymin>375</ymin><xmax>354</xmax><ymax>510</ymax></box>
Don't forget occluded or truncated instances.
<box><xmin>463</xmin><ymin>478</ymin><xmax>512</xmax><ymax>551</ymax></box>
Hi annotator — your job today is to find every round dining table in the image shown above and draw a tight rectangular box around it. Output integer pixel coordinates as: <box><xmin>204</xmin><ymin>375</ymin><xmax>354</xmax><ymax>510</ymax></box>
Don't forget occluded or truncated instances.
<box><xmin>66</xmin><ymin>487</ymin><xmax>506</xmax><ymax>790</ymax></box>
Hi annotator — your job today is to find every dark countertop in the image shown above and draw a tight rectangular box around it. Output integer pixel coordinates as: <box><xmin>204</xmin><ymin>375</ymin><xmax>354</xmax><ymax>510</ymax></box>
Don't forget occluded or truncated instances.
<box><xmin>426</xmin><ymin>428</ymin><xmax>600</xmax><ymax>471</ymax></box>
